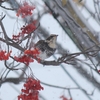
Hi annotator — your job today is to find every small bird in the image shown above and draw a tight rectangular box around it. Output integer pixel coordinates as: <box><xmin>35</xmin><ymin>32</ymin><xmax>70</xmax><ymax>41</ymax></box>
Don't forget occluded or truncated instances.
<box><xmin>34</xmin><ymin>34</ymin><xmax>58</xmax><ymax>60</ymax></box>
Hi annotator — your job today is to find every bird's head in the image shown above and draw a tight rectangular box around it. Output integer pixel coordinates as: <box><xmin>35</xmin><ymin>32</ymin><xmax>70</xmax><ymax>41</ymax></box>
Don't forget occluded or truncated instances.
<box><xmin>45</xmin><ymin>34</ymin><xmax>58</xmax><ymax>48</ymax></box>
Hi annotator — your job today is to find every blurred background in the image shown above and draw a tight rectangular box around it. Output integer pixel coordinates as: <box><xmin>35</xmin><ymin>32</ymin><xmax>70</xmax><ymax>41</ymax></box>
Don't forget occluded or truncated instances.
<box><xmin>0</xmin><ymin>0</ymin><xmax>100</xmax><ymax>100</ymax></box>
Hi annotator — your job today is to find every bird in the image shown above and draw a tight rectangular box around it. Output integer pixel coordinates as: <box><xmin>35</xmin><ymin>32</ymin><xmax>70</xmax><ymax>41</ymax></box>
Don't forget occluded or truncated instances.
<box><xmin>34</xmin><ymin>34</ymin><xmax>58</xmax><ymax>60</ymax></box>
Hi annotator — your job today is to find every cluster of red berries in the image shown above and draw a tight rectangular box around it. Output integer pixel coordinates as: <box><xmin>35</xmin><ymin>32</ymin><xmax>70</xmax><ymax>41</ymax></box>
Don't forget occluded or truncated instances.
<box><xmin>18</xmin><ymin>77</ymin><xmax>43</xmax><ymax>100</ymax></box>
<box><xmin>14</xmin><ymin>55</ymin><xmax>34</xmax><ymax>66</ymax></box>
<box><xmin>24</xmin><ymin>48</ymin><xmax>40</xmax><ymax>58</ymax></box>
<box><xmin>16</xmin><ymin>2</ymin><xmax>35</xmax><ymax>18</ymax></box>
<box><xmin>0</xmin><ymin>50</ymin><xmax>12</xmax><ymax>60</ymax></box>
<box><xmin>20</xmin><ymin>21</ymin><xmax>36</xmax><ymax>34</ymax></box>
<box><xmin>12</xmin><ymin>21</ymin><xmax>36</xmax><ymax>41</ymax></box>
<box><xmin>14</xmin><ymin>48</ymin><xmax>40</xmax><ymax>65</ymax></box>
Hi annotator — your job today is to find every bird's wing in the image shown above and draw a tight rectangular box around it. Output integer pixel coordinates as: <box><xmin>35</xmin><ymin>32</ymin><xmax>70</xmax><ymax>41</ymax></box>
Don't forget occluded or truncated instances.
<box><xmin>34</xmin><ymin>40</ymin><xmax>44</xmax><ymax>47</ymax></box>
<box><xmin>34</xmin><ymin>40</ymin><xmax>47</xmax><ymax>52</ymax></box>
